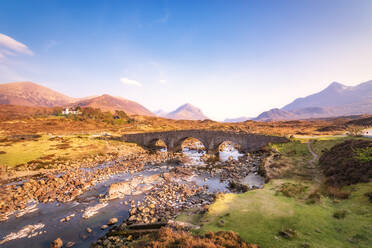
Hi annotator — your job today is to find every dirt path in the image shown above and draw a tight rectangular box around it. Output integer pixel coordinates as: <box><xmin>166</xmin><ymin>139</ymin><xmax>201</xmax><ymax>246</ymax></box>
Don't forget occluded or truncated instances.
<box><xmin>307</xmin><ymin>141</ymin><xmax>318</xmax><ymax>166</ymax></box>
<box><xmin>306</xmin><ymin>140</ymin><xmax>324</xmax><ymax>184</ymax></box>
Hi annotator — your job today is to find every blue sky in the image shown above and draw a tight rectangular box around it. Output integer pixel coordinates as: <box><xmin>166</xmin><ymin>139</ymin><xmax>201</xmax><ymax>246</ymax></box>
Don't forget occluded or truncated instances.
<box><xmin>1</xmin><ymin>0</ymin><xmax>372</xmax><ymax>120</ymax></box>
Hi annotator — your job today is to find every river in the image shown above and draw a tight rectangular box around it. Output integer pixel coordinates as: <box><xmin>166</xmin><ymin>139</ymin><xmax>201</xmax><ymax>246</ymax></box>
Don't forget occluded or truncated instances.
<box><xmin>0</xmin><ymin>145</ymin><xmax>263</xmax><ymax>248</ymax></box>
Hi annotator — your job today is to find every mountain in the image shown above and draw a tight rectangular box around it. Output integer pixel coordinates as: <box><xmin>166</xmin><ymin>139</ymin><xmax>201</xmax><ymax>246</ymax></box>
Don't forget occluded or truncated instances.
<box><xmin>255</xmin><ymin>107</ymin><xmax>333</xmax><ymax>121</ymax></box>
<box><xmin>0</xmin><ymin>82</ymin><xmax>154</xmax><ymax>116</ymax></box>
<box><xmin>283</xmin><ymin>81</ymin><xmax>372</xmax><ymax>111</ymax></box>
<box><xmin>165</xmin><ymin>103</ymin><xmax>208</xmax><ymax>120</ymax></box>
<box><xmin>0</xmin><ymin>81</ymin><xmax>75</xmax><ymax>107</ymax></box>
<box><xmin>224</xmin><ymin>117</ymin><xmax>253</xmax><ymax>123</ymax></box>
<box><xmin>73</xmin><ymin>94</ymin><xmax>154</xmax><ymax>116</ymax></box>
<box><xmin>255</xmin><ymin>80</ymin><xmax>372</xmax><ymax>121</ymax></box>
<box><xmin>154</xmin><ymin>109</ymin><xmax>168</xmax><ymax>117</ymax></box>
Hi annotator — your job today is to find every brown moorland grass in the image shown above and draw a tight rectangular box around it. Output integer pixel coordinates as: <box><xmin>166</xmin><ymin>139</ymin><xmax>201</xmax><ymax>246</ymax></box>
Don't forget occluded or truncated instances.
<box><xmin>132</xmin><ymin>227</ymin><xmax>258</xmax><ymax>248</ymax></box>
<box><xmin>319</xmin><ymin>139</ymin><xmax>372</xmax><ymax>186</ymax></box>
<box><xmin>0</xmin><ymin>111</ymin><xmax>354</xmax><ymax>137</ymax></box>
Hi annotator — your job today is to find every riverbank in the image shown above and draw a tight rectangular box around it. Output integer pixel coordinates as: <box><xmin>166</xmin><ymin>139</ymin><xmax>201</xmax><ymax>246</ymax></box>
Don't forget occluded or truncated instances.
<box><xmin>177</xmin><ymin>136</ymin><xmax>372</xmax><ymax>248</ymax></box>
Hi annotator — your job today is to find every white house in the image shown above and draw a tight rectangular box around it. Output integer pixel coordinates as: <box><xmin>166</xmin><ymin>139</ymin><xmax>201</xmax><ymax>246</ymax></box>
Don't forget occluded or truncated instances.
<box><xmin>62</xmin><ymin>107</ymin><xmax>81</xmax><ymax>115</ymax></box>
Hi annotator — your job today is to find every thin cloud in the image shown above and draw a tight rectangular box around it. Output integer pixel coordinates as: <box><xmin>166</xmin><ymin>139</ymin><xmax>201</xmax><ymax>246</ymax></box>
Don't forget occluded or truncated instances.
<box><xmin>120</xmin><ymin>77</ymin><xmax>142</xmax><ymax>87</ymax></box>
<box><xmin>0</xmin><ymin>33</ymin><xmax>34</xmax><ymax>58</ymax></box>
<box><xmin>45</xmin><ymin>40</ymin><xmax>58</xmax><ymax>51</ymax></box>
<box><xmin>159</xmin><ymin>79</ymin><xmax>167</xmax><ymax>84</ymax></box>
<box><xmin>156</xmin><ymin>11</ymin><xmax>170</xmax><ymax>23</ymax></box>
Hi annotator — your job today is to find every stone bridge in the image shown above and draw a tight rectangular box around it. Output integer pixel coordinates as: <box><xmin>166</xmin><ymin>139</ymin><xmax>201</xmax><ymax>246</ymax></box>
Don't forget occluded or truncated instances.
<box><xmin>122</xmin><ymin>130</ymin><xmax>288</xmax><ymax>154</ymax></box>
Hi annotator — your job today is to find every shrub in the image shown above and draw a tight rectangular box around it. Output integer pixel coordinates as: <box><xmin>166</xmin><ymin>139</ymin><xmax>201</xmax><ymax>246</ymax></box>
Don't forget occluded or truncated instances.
<box><xmin>306</xmin><ymin>189</ymin><xmax>321</xmax><ymax>204</ymax></box>
<box><xmin>365</xmin><ymin>192</ymin><xmax>372</xmax><ymax>202</ymax></box>
<box><xmin>66</xmin><ymin>107</ymin><xmax>133</xmax><ymax>125</ymax></box>
<box><xmin>276</xmin><ymin>182</ymin><xmax>308</xmax><ymax>198</ymax></box>
<box><xmin>354</xmin><ymin>147</ymin><xmax>372</xmax><ymax>163</ymax></box>
<box><xmin>325</xmin><ymin>186</ymin><xmax>350</xmax><ymax>199</ymax></box>
<box><xmin>145</xmin><ymin>227</ymin><xmax>257</xmax><ymax>248</ymax></box>
<box><xmin>228</xmin><ymin>181</ymin><xmax>249</xmax><ymax>193</ymax></box>
<box><xmin>333</xmin><ymin>210</ymin><xmax>347</xmax><ymax>219</ymax></box>
<box><xmin>346</xmin><ymin>125</ymin><xmax>364</xmax><ymax>136</ymax></box>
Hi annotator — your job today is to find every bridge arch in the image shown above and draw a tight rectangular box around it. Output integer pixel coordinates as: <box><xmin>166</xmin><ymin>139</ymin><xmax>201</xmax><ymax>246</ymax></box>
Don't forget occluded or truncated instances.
<box><xmin>218</xmin><ymin>140</ymin><xmax>243</xmax><ymax>161</ymax></box>
<box><xmin>147</xmin><ymin>138</ymin><xmax>167</xmax><ymax>151</ymax></box>
<box><xmin>180</xmin><ymin>137</ymin><xmax>207</xmax><ymax>151</ymax></box>
<box><xmin>218</xmin><ymin>140</ymin><xmax>241</xmax><ymax>152</ymax></box>
<box><xmin>172</xmin><ymin>136</ymin><xmax>208</xmax><ymax>153</ymax></box>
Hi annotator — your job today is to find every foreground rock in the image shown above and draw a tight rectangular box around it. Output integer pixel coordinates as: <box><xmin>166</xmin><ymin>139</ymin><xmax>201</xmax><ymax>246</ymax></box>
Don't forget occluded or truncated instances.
<box><xmin>50</xmin><ymin>237</ymin><xmax>63</xmax><ymax>248</ymax></box>
<box><xmin>106</xmin><ymin>174</ymin><xmax>164</xmax><ymax>200</ymax></box>
<box><xmin>107</xmin><ymin>217</ymin><xmax>118</xmax><ymax>225</ymax></box>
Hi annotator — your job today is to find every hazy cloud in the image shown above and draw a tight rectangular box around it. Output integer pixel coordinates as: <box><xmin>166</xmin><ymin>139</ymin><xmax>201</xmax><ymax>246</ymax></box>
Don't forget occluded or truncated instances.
<box><xmin>120</xmin><ymin>77</ymin><xmax>142</xmax><ymax>87</ymax></box>
<box><xmin>0</xmin><ymin>34</ymin><xmax>34</xmax><ymax>60</ymax></box>
<box><xmin>45</xmin><ymin>40</ymin><xmax>58</xmax><ymax>51</ymax></box>
<box><xmin>156</xmin><ymin>11</ymin><xmax>170</xmax><ymax>23</ymax></box>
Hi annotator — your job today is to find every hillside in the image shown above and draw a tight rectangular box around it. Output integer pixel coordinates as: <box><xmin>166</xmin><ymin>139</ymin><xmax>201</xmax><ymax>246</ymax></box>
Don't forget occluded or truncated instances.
<box><xmin>73</xmin><ymin>94</ymin><xmax>154</xmax><ymax>116</ymax></box>
<box><xmin>0</xmin><ymin>82</ymin><xmax>75</xmax><ymax>107</ymax></box>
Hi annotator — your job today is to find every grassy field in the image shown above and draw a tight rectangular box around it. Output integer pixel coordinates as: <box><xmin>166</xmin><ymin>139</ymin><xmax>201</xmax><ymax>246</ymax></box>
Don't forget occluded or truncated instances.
<box><xmin>179</xmin><ymin>136</ymin><xmax>372</xmax><ymax>248</ymax></box>
<box><xmin>195</xmin><ymin>180</ymin><xmax>372</xmax><ymax>248</ymax></box>
<box><xmin>0</xmin><ymin>134</ymin><xmax>128</xmax><ymax>167</ymax></box>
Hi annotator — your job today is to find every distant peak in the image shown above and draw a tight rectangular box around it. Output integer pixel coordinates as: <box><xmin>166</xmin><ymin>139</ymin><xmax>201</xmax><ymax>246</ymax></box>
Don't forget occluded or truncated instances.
<box><xmin>326</xmin><ymin>82</ymin><xmax>346</xmax><ymax>89</ymax></box>
<box><xmin>180</xmin><ymin>103</ymin><xmax>194</xmax><ymax>107</ymax></box>
<box><xmin>175</xmin><ymin>103</ymin><xmax>198</xmax><ymax>111</ymax></box>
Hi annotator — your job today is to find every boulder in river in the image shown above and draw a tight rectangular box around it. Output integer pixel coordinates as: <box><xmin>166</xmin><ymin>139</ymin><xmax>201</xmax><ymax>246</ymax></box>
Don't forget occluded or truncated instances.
<box><xmin>107</xmin><ymin>181</ymin><xmax>132</xmax><ymax>199</ymax></box>
<box><xmin>50</xmin><ymin>237</ymin><xmax>63</xmax><ymax>248</ymax></box>
<box><xmin>107</xmin><ymin>217</ymin><xmax>118</xmax><ymax>225</ymax></box>
<box><xmin>107</xmin><ymin>175</ymin><xmax>164</xmax><ymax>200</ymax></box>
<box><xmin>65</xmin><ymin>241</ymin><xmax>75</xmax><ymax>247</ymax></box>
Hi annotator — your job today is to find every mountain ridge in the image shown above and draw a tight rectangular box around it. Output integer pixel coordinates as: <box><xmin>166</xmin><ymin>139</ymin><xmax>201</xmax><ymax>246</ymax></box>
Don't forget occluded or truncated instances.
<box><xmin>256</xmin><ymin>80</ymin><xmax>372</xmax><ymax>121</ymax></box>
<box><xmin>0</xmin><ymin>82</ymin><xmax>154</xmax><ymax>116</ymax></box>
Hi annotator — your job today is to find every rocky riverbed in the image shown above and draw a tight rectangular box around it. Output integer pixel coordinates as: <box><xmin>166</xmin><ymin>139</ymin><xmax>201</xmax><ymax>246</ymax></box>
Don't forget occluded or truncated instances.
<box><xmin>0</xmin><ymin>144</ymin><xmax>267</xmax><ymax>248</ymax></box>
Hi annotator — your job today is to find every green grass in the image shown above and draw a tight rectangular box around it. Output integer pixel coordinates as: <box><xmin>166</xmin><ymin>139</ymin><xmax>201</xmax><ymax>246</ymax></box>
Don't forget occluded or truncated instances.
<box><xmin>194</xmin><ymin>180</ymin><xmax>372</xmax><ymax>248</ymax></box>
<box><xmin>0</xmin><ymin>134</ymin><xmax>112</xmax><ymax>167</ymax></box>
<box><xmin>355</xmin><ymin>147</ymin><xmax>372</xmax><ymax>163</ymax></box>
<box><xmin>310</xmin><ymin>138</ymin><xmax>346</xmax><ymax>157</ymax></box>
<box><xmin>176</xmin><ymin>207</ymin><xmax>204</xmax><ymax>225</ymax></box>
<box><xmin>272</xmin><ymin>140</ymin><xmax>312</xmax><ymax>161</ymax></box>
